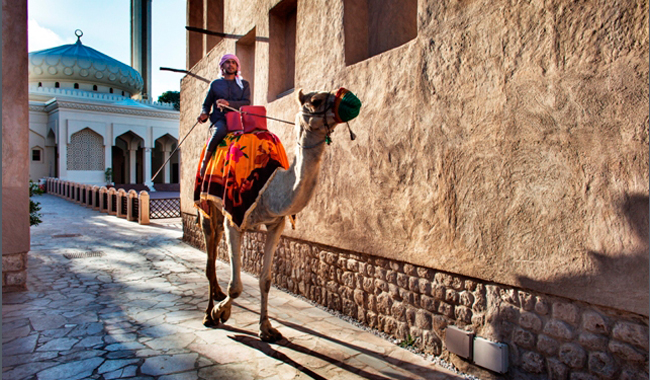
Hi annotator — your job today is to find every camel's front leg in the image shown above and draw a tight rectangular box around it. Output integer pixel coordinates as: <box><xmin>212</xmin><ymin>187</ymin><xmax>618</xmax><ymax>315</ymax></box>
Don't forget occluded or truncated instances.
<box><xmin>200</xmin><ymin>210</ymin><xmax>226</xmax><ymax>327</ymax></box>
<box><xmin>259</xmin><ymin>218</ymin><xmax>286</xmax><ymax>342</ymax></box>
<box><xmin>211</xmin><ymin>220</ymin><xmax>243</xmax><ymax>324</ymax></box>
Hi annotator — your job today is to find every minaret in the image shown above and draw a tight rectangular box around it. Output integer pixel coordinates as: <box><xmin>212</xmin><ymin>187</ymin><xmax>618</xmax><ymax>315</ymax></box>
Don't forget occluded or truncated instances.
<box><xmin>131</xmin><ymin>0</ymin><xmax>152</xmax><ymax>100</ymax></box>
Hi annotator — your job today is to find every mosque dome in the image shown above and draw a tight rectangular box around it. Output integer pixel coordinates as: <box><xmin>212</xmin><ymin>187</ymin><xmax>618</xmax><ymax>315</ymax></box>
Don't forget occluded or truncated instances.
<box><xmin>28</xmin><ymin>30</ymin><xmax>143</xmax><ymax>96</ymax></box>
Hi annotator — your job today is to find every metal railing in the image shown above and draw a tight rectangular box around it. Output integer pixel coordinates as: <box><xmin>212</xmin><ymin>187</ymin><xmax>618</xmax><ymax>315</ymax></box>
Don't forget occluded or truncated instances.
<box><xmin>150</xmin><ymin>198</ymin><xmax>181</xmax><ymax>219</ymax></box>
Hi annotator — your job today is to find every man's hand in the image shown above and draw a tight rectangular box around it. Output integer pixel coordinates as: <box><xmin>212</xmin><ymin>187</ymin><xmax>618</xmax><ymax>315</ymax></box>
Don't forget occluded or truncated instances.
<box><xmin>216</xmin><ymin>99</ymin><xmax>230</xmax><ymax>110</ymax></box>
<box><xmin>197</xmin><ymin>112</ymin><xmax>209</xmax><ymax>123</ymax></box>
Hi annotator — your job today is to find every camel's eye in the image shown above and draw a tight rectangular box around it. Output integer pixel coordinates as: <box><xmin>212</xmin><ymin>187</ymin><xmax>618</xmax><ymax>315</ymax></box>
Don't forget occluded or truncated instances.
<box><xmin>311</xmin><ymin>99</ymin><xmax>322</xmax><ymax>108</ymax></box>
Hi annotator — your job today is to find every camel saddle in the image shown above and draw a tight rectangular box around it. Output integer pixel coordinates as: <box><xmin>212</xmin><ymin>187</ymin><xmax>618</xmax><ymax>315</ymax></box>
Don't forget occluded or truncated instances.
<box><xmin>194</xmin><ymin>129</ymin><xmax>290</xmax><ymax>230</ymax></box>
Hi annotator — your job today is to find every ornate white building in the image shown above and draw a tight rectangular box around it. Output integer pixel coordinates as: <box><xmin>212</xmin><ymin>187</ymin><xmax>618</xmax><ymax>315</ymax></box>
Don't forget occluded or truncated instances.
<box><xmin>28</xmin><ymin>32</ymin><xmax>179</xmax><ymax>190</ymax></box>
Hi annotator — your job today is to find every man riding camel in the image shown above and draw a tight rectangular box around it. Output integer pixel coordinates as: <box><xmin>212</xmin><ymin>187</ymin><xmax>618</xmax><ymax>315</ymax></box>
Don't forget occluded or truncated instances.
<box><xmin>197</xmin><ymin>53</ymin><xmax>251</xmax><ymax>177</ymax></box>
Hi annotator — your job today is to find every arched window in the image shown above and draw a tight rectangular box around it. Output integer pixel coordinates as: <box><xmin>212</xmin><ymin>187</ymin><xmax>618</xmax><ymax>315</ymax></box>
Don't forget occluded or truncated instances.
<box><xmin>121</xmin><ymin>91</ymin><xmax>125</xmax><ymax>96</ymax></box>
<box><xmin>74</xmin><ymin>83</ymin><xmax>79</xmax><ymax>89</ymax></box>
<box><xmin>38</xmin><ymin>82</ymin><xmax>42</xmax><ymax>87</ymax></box>
<box><xmin>93</xmin><ymin>85</ymin><xmax>98</xmax><ymax>91</ymax></box>
<box><xmin>67</xmin><ymin>128</ymin><xmax>105</xmax><ymax>170</ymax></box>
<box><xmin>55</xmin><ymin>82</ymin><xmax>60</xmax><ymax>88</ymax></box>
<box><xmin>109</xmin><ymin>88</ymin><xmax>114</xmax><ymax>93</ymax></box>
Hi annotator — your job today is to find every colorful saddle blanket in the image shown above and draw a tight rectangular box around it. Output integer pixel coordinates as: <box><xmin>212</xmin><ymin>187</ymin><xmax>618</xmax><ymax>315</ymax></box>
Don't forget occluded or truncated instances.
<box><xmin>194</xmin><ymin>130</ymin><xmax>290</xmax><ymax>230</ymax></box>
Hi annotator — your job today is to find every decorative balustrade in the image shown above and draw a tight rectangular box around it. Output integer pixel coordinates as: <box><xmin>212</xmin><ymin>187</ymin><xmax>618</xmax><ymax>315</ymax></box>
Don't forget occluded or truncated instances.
<box><xmin>44</xmin><ymin>177</ymin><xmax>179</xmax><ymax>225</ymax></box>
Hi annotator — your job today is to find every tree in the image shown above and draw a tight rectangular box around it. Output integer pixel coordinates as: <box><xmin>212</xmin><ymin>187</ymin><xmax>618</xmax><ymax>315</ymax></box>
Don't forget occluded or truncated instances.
<box><xmin>158</xmin><ymin>91</ymin><xmax>180</xmax><ymax>110</ymax></box>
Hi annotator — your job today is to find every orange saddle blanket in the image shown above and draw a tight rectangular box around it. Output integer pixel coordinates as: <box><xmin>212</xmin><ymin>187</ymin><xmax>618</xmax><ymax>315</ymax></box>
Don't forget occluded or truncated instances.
<box><xmin>193</xmin><ymin>130</ymin><xmax>290</xmax><ymax>229</ymax></box>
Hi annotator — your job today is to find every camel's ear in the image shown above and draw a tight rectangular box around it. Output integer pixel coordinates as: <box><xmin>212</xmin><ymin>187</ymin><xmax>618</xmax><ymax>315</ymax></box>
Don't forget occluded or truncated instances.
<box><xmin>296</xmin><ymin>88</ymin><xmax>308</xmax><ymax>105</ymax></box>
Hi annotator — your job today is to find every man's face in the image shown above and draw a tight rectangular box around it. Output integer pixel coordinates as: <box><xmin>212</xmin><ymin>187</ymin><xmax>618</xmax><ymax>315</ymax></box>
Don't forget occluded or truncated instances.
<box><xmin>222</xmin><ymin>59</ymin><xmax>238</xmax><ymax>75</ymax></box>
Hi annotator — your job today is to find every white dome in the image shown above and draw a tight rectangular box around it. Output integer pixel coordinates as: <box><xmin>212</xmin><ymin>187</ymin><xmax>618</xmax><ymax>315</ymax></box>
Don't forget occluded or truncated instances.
<box><xmin>29</xmin><ymin>31</ymin><xmax>143</xmax><ymax>95</ymax></box>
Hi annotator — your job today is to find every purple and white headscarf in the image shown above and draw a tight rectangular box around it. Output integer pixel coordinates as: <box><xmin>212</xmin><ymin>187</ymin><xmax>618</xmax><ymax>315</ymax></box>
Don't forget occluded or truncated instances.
<box><xmin>219</xmin><ymin>53</ymin><xmax>244</xmax><ymax>89</ymax></box>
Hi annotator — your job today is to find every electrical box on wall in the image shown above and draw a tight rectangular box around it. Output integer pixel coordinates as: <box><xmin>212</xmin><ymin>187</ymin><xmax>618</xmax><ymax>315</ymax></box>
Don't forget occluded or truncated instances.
<box><xmin>445</xmin><ymin>326</ymin><xmax>474</xmax><ymax>359</ymax></box>
<box><xmin>473</xmin><ymin>337</ymin><xmax>509</xmax><ymax>374</ymax></box>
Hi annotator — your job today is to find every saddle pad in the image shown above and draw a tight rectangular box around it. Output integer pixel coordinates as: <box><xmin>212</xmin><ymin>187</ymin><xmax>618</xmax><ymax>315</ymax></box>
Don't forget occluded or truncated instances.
<box><xmin>241</xmin><ymin>106</ymin><xmax>268</xmax><ymax>133</ymax></box>
<box><xmin>194</xmin><ymin>130</ymin><xmax>289</xmax><ymax>229</ymax></box>
<box><xmin>226</xmin><ymin>111</ymin><xmax>243</xmax><ymax>132</ymax></box>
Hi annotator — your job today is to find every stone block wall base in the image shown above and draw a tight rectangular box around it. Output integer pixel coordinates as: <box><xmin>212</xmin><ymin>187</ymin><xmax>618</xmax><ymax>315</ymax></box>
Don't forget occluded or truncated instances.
<box><xmin>2</xmin><ymin>252</ymin><xmax>27</xmax><ymax>291</ymax></box>
<box><xmin>182</xmin><ymin>214</ymin><xmax>649</xmax><ymax>380</ymax></box>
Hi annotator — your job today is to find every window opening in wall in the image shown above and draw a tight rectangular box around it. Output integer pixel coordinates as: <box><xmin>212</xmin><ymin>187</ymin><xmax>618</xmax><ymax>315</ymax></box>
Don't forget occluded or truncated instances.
<box><xmin>203</xmin><ymin>0</ymin><xmax>224</xmax><ymax>55</ymax></box>
<box><xmin>268</xmin><ymin>0</ymin><xmax>297</xmax><ymax>101</ymax></box>
<box><xmin>32</xmin><ymin>148</ymin><xmax>43</xmax><ymax>162</ymax></box>
<box><xmin>122</xmin><ymin>91</ymin><xmax>125</xmax><ymax>96</ymax></box>
<box><xmin>38</xmin><ymin>82</ymin><xmax>42</xmax><ymax>87</ymax></box>
<box><xmin>236</xmin><ymin>28</ymin><xmax>256</xmax><ymax>102</ymax></box>
<box><xmin>74</xmin><ymin>83</ymin><xmax>79</xmax><ymax>89</ymax></box>
<box><xmin>110</xmin><ymin>88</ymin><xmax>114</xmax><ymax>93</ymax></box>
<box><xmin>344</xmin><ymin>0</ymin><xmax>417</xmax><ymax>66</ymax></box>
<box><xmin>93</xmin><ymin>85</ymin><xmax>98</xmax><ymax>91</ymax></box>
<box><xmin>55</xmin><ymin>82</ymin><xmax>60</xmax><ymax>88</ymax></box>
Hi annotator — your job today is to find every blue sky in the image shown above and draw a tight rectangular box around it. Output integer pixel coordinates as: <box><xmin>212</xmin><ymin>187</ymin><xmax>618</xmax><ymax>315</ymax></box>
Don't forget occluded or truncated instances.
<box><xmin>28</xmin><ymin>0</ymin><xmax>186</xmax><ymax>100</ymax></box>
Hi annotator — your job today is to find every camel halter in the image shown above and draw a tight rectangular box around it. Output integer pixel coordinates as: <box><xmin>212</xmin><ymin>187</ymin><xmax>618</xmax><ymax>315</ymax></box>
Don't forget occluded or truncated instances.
<box><xmin>297</xmin><ymin>93</ymin><xmax>356</xmax><ymax>149</ymax></box>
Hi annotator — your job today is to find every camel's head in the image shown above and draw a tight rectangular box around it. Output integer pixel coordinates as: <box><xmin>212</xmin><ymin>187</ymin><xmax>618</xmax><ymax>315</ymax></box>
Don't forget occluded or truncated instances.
<box><xmin>296</xmin><ymin>89</ymin><xmax>339</xmax><ymax>135</ymax></box>
<box><xmin>295</xmin><ymin>88</ymin><xmax>361</xmax><ymax>145</ymax></box>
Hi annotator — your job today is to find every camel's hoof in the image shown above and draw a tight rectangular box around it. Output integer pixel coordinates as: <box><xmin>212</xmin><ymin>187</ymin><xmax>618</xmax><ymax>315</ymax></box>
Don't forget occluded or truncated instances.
<box><xmin>211</xmin><ymin>301</ymin><xmax>231</xmax><ymax>324</ymax></box>
<box><xmin>203</xmin><ymin>315</ymin><xmax>218</xmax><ymax>328</ymax></box>
<box><xmin>259</xmin><ymin>327</ymin><xmax>283</xmax><ymax>343</ymax></box>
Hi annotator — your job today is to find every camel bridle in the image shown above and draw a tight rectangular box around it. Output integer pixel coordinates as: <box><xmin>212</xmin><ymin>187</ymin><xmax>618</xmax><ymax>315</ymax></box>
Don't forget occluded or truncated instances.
<box><xmin>297</xmin><ymin>93</ymin><xmax>336</xmax><ymax>149</ymax></box>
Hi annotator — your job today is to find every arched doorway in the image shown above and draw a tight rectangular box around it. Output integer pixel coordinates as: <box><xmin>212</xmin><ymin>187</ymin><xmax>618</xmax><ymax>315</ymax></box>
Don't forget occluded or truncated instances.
<box><xmin>113</xmin><ymin>131</ymin><xmax>145</xmax><ymax>185</ymax></box>
<box><xmin>152</xmin><ymin>134</ymin><xmax>179</xmax><ymax>185</ymax></box>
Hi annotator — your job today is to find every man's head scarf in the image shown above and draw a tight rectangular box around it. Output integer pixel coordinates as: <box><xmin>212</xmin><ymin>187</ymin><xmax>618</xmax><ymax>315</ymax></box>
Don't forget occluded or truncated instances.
<box><xmin>219</xmin><ymin>54</ymin><xmax>244</xmax><ymax>89</ymax></box>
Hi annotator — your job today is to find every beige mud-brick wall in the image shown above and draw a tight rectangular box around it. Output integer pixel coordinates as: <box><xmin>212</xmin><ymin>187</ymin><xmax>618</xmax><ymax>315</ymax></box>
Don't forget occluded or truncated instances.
<box><xmin>2</xmin><ymin>0</ymin><xmax>30</xmax><ymax>291</ymax></box>
<box><xmin>182</xmin><ymin>0</ymin><xmax>648</xmax><ymax>315</ymax></box>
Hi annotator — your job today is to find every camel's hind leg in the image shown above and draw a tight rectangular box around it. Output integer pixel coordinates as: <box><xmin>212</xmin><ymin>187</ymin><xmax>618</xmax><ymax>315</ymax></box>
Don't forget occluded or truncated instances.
<box><xmin>259</xmin><ymin>218</ymin><xmax>285</xmax><ymax>342</ymax></box>
<box><xmin>200</xmin><ymin>203</ymin><xmax>226</xmax><ymax>327</ymax></box>
<box><xmin>211</xmin><ymin>220</ymin><xmax>243</xmax><ymax>324</ymax></box>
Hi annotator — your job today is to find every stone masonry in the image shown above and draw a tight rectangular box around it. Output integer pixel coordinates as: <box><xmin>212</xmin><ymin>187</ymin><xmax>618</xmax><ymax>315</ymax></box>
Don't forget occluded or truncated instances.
<box><xmin>183</xmin><ymin>213</ymin><xmax>648</xmax><ymax>380</ymax></box>
<box><xmin>2</xmin><ymin>253</ymin><xmax>28</xmax><ymax>290</ymax></box>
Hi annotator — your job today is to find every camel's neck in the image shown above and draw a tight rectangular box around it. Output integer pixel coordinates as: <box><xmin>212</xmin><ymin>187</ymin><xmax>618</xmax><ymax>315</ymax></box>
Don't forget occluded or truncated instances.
<box><xmin>268</xmin><ymin>124</ymin><xmax>327</xmax><ymax>217</ymax></box>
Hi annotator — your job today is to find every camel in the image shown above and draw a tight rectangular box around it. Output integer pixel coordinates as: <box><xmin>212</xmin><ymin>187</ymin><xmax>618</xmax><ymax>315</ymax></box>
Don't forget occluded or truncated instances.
<box><xmin>199</xmin><ymin>88</ymin><xmax>355</xmax><ymax>342</ymax></box>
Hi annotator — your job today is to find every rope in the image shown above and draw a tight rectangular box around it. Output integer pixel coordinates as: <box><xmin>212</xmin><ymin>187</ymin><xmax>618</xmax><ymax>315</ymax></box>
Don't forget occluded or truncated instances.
<box><xmin>219</xmin><ymin>104</ymin><xmax>294</xmax><ymax>125</ymax></box>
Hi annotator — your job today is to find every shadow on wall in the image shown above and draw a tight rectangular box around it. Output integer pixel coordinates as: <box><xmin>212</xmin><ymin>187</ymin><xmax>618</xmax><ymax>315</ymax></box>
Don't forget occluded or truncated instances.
<box><xmin>471</xmin><ymin>193</ymin><xmax>650</xmax><ymax>380</ymax></box>
<box><xmin>516</xmin><ymin>193</ymin><xmax>649</xmax><ymax>309</ymax></box>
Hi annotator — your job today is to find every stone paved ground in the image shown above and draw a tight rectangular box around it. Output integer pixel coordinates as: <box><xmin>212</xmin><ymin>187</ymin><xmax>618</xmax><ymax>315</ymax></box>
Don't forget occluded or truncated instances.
<box><xmin>2</xmin><ymin>194</ymin><xmax>463</xmax><ymax>380</ymax></box>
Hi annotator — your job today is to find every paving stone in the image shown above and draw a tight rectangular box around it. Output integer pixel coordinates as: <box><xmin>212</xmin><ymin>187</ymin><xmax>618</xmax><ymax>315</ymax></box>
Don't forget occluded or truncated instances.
<box><xmin>68</xmin><ymin>322</ymin><xmax>104</xmax><ymax>336</ymax></box>
<box><xmin>159</xmin><ymin>371</ymin><xmax>199</xmax><ymax>380</ymax></box>
<box><xmin>3</xmin><ymin>361</ymin><xmax>59</xmax><ymax>380</ymax></box>
<box><xmin>3</xmin><ymin>334</ymin><xmax>39</xmax><ymax>356</ymax></box>
<box><xmin>37</xmin><ymin>337</ymin><xmax>79</xmax><ymax>351</ymax></box>
<box><xmin>98</xmin><ymin>358</ymin><xmax>140</xmax><ymax>374</ymax></box>
<box><xmin>36</xmin><ymin>357</ymin><xmax>105</xmax><ymax>380</ymax></box>
<box><xmin>77</xmin><ymin>336</ymin><xmax>104</xmax><ymax>348</ymax></box>
<box><xmin>106</xmin><ymin>341</ymin><xmax>146</xmax><ymax>351</ymax></box>
<box><xmin>30</xmin><ymin>314</ymin><xmax>67</xmax><ymax>331</ymax></box>
<box><xmin>103</xmin><ymin>364</ymin><xmax>139</xmax><ymax>379</ymax></box>
<box><xmin>1</xmin><ymin>351</ymin><xmax>59</xmax><ymax>367</ymax></box>
<box><xmin>141</xmin><ymin>353</ymin><xmax>198</xmax><ymax>376</ymax></box>
<box><xmin>143</xmin><ymin>333</ymin><xmax>196</xmax><ymax>350</ymax></box>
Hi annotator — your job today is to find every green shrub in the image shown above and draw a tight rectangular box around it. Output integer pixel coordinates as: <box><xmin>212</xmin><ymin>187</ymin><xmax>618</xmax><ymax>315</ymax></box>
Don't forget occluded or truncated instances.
<box><xmin>29</xmin><ymin>180</ymin><xmax>43</xmax><ymax>226</ymax></box>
